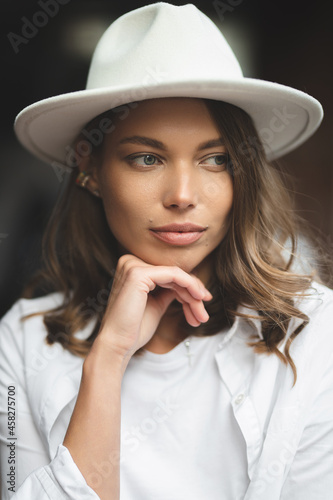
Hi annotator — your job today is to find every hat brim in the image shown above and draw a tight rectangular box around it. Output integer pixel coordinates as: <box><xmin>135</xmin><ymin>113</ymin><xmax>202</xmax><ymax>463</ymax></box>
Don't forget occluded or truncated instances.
<box><xmin>14</xmin><ymin>77</ymin><xmax>323</xmax><ymax>166</ymax></box>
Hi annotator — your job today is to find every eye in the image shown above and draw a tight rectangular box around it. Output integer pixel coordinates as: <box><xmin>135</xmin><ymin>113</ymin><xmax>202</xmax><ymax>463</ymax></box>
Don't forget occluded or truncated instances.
<box><xmin>202</xmin><ymin>154</ymin><xmax>228</xmax><ymax>168</ymax></box>
<box><xmin>128</xmin><ymin>154</ymin><xmax>161</xmax><ymax>167</ymax></box>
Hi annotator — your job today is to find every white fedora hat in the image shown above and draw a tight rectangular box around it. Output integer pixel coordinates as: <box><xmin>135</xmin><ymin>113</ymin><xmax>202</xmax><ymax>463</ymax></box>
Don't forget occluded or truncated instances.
<box><xmin>14</xmin><ymin>2</ymin><xmax>323</xmax><ymax>166</ymax></box>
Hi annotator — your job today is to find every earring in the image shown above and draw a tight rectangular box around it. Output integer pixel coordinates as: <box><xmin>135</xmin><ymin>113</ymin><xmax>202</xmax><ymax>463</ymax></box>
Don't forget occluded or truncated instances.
<box><xmin>76</xmin><ymin>171</ymin><xmax>101</xmax><ymax>198</ymax></box>
<box><xmin>76</xmin><ymin>171</ymin><xmax>90</xmax><ymax>187</ymax></box>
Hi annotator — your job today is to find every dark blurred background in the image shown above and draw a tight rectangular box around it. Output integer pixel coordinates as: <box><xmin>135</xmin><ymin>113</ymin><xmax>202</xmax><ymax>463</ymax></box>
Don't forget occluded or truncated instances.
<box><xmin>1</xmin><ymin>0</ymin><xmax>333</xmax><ymax>317</ymax></box>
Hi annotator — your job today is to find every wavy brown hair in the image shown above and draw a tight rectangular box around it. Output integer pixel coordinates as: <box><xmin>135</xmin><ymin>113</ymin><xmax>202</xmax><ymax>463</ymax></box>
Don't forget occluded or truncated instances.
<box><xmin>23</xmin><ymin>99</ymin><xmax>323</xmax><ymax>382</ymax></box>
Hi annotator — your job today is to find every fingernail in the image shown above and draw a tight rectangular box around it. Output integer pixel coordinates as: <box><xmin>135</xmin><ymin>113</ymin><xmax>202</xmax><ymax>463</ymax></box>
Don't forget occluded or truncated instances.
<box><xmin>203</xmin><ymin>310</ymin><xmax>210</xmax><ymax>322</ymax></box>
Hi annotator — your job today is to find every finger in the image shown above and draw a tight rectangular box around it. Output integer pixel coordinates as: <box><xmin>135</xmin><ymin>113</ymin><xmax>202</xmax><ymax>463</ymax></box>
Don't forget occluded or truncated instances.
<box><xmin>152</xmin><ymin>284</ymin><xmax>208</xmax><ymax>325</ymax></box>
<box><xmin>144</xmin><ymin>266</ymin><xmax>211</xmax><ymax>301</ymax></box>
<box><xmin>194</xmin><ymin>301</ymin><xmax>209</xmax><ymax>323</ymax></box>
<box><xmin>186</xmin><ymin>298</ymin><xmax>209</xmax><ymax>324</ymax></box>
<box><xmin>117</xmin><ymin>255</ymin><xmax>212</xmax><ymax>300</ymax></box>
<box><xmin>149</xmin><ymin>288</ymin><xmax>177</xmax><ymax>316</ymax></box>
<box><xmin>190</xmin><ymin>273</ymin><xmax>213</xmax><ymax>297</ymax></box>
<box><xmin>167</xmin><ymin>283</ymin><xmax>198</xmax><ymax>304</ymax></box>
<box><xmin>169</xmin><ymin>284</ymin><xmax>210</xmax><ymax>323</ymax></box>
<box><xmin>115</xmin><ymin>262</ymin><xmax>212</xmax><ymax>309</ymax></box>
<box><xmin>116</xmin><ymin>254</ymin><xmax>149</xmax><ymax>269</ymax></box>
<box><xmin>182</xmin><ymin>302</ymin><xmax>201</xmax><ymax>327</ymax></box>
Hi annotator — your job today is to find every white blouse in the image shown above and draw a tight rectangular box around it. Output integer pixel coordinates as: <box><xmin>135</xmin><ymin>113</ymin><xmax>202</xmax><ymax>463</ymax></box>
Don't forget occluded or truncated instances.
<box><xmin>1</xmin><ymin>282</ymin><xmax>333</xmax><ymax>499</ymax></box>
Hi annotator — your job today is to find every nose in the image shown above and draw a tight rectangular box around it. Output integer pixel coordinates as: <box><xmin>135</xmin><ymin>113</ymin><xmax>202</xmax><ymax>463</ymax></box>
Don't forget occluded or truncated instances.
<box><xmin>162</xmin><ymin>162</ymin><xmax>199</xmax><ymax>210</ymax></box>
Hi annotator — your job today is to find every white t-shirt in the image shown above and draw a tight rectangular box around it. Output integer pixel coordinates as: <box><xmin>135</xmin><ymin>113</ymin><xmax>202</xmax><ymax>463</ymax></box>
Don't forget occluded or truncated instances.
<box><xmin>120</xmin><ymin>333</ymin><xmax>248</xmax><ymax>499</ymax></box>
<box><xmin>1</xmin><ymin>282</ymin><xmax>333</xmax><ymax>499</ymax></box>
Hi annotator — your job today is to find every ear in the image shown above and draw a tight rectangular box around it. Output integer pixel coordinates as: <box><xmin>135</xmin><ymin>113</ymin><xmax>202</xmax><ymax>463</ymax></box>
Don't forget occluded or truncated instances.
<box><xmin>76</xmin><ymin>153</ymin><xmax>101</xmax><ymax>198</ymax></box>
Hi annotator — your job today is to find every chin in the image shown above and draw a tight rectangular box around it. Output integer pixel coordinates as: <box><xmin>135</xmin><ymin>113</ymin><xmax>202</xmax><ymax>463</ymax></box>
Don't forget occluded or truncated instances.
<box><xmin>122</xmin><ymin>242</ymin><xmax>214</xmax><ymax>276</ymax></box>
<box><xmin>146</xmin><ymin>250</ymin><xmax>209</xmax><ymax>275</ymax></box>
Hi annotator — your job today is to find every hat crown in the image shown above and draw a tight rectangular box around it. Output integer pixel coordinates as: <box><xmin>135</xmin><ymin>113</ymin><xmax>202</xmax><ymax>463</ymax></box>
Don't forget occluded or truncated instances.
<box><xmin>86</xmin><ymin>2</ymin><xmax>243</xmax><ymax>91</ymax></box>
<box><xmin>14</xmin><ymin>2</ymin><xmax>323</xmax><ymax>166</ymax></box>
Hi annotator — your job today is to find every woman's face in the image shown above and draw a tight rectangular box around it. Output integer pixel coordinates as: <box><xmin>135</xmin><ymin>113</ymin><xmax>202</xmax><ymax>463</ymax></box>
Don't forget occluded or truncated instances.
<box><xmin>91</xmin><ymin>98</ymin><xmax>233</xmax><ymax>280</ymax></box>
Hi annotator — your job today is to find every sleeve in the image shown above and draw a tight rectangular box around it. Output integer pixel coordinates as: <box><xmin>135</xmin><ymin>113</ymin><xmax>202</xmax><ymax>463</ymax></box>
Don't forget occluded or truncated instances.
<box><xmin>10</xmin><ymin>445</ymin><xmax>100</xmax><ymax>500</ymax></box>
<box><xmin>280</xmin><ymin>350</ymin><xmax>333</xmax><ymax>499</ymax></box>
<box><xmin>0</xmin><ymin>302</ymin><xmax>99</xmax><ymax>500</ymax></box>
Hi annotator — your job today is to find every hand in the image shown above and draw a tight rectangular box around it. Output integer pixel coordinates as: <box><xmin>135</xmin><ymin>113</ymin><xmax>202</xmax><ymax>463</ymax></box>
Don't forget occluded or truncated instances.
<box><xmin>92</xmin><ymin>254</ymin><xmax>212</xmax><ymax>360</ymax></box>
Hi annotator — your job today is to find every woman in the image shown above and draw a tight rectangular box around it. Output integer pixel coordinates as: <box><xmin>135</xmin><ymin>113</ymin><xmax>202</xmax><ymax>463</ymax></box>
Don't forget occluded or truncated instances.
<box><xmin>1</xmin><ymin>3</ymin><xmax>332</xmax><ymax>500</ymax></box>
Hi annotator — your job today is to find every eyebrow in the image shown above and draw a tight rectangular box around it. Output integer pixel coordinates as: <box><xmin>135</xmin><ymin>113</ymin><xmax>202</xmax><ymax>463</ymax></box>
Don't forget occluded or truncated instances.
<box><xmin>118</xmin><ymin>135</ymin><xmax>225</xmax><ymax>151</ymax></box>
<box><xmin>197</xmin><ymin>138</ymin><xmax>225</xmax><ymax>151</ymax></box>
<box><xmin>118</xmin><ymin>136</ymin><xmax>167</xmax><ymax>150</ymax></box>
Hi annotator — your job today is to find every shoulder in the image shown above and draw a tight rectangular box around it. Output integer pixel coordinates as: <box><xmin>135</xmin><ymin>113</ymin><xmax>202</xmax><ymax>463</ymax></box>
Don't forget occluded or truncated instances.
<box><xmin>288</xmin><ymin>282</ymin><xmax>333</xmax><ymax>381</ymax></box>
<box><xmin>295</xmin><ymin>281</ymin><xmax>333</xmax><ymax>326</ymax></box>
<box><xmin>1</xmin><ymin>293</ymin><xmax>63</xmax><ymax>322</ymax></box>
<box><xmin>0</xmin><ymin>293</ymin><xmax>64</xmax><ymax>356</ymax></box>
<box><xmin>1</xmin><ymin>292</ymin><xmax>64</xmax><ymax>324</ymax></box>
<box><xmin>302</xmin><ymin>280</ymin><xmax>333</xmax><ymax>306</ymax></box>
<box><xmin>0</xmin><ymin>295</ymin><xmax>85</xmax><ymax>459</ymax></box>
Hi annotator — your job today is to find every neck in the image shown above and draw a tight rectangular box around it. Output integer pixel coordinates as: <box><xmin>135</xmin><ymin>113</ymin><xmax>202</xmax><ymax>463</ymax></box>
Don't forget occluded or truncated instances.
<box><xmin>192</xmin><ymin>251</ymin><xmax>216</xmax><ymax>288</ymax></box>
<box><xmin>144</xmin><ymin>304</ymin><xmax>188</xmax><ymax>353</ymax></box>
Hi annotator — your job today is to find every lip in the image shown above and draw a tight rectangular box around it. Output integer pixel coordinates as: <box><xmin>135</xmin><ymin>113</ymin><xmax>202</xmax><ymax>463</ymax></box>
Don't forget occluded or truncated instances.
<box><xmin>151</xmin><ymin>223</ymin><xmax>207</xmax><ymax>232</ymax></box>
<box><xmin>150</xmin><ymin>223</ymin><xmax>207</xmax><ymax>246</ymax></box>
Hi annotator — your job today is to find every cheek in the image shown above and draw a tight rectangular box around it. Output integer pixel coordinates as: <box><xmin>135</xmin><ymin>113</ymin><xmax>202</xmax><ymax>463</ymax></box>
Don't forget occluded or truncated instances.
<box><xmin>100</xmin><ymin>177</ymin><xmax>153</xmax><ymax>229</ymax></box>
<box><xmin>207</xmin><ymin>175</ymin><xmax>233</xmax><ymax>219</ymax></box>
